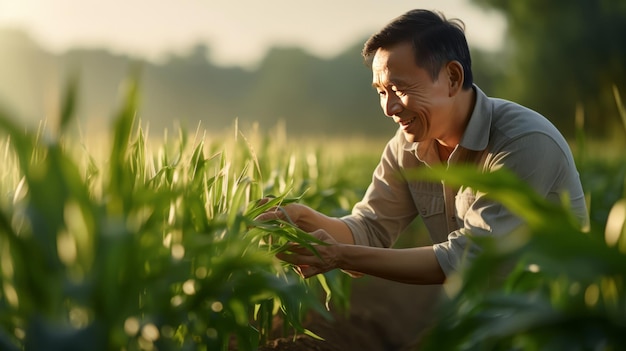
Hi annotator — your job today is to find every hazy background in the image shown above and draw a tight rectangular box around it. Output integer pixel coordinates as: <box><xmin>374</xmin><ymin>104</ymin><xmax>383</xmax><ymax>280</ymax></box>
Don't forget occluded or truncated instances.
<box><xmin>0</xmin><ymin>0</ymin><xmax>624</xmax><ymax>139</ymax></box>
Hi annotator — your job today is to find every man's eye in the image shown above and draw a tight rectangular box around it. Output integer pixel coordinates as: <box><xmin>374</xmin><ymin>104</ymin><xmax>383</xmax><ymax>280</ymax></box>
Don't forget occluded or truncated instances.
<box><xmin>377</xmin><ymin>90</ymin><xmax>386</xmax><ymax>96</ymax></box>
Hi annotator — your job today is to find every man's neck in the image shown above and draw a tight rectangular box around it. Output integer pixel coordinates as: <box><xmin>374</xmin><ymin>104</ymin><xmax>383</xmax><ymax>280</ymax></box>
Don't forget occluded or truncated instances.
<box><xmin>440</xmin><ymin>87</ymin><xmax>477</xmax><ymax>149</ymax></box>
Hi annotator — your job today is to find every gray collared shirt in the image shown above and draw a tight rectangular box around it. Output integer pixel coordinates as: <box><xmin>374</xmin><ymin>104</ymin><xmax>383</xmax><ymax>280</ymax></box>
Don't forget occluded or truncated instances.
<box><xmin>340</xmin><ymin>85</ymin><xmax>589</xmax><ymax>276</ymax></box>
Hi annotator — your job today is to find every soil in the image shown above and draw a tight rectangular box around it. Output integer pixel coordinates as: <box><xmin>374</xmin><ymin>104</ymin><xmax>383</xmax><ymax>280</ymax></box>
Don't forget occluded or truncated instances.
<box><xmin>258</xmin><ymin>276</ymin><xmax>444</xmax><ymax>351</ymax></box>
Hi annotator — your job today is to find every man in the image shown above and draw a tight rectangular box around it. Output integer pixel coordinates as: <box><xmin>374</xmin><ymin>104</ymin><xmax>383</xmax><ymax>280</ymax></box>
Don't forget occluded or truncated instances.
<box><xmin>256</xmin><ymin>9</ymin><xmax>589</xmax><ymax>283</ymax></box>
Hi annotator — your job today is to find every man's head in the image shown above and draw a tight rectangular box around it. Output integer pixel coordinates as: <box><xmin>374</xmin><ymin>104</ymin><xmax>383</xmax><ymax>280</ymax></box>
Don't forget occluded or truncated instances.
<box><xmin>363</xmin><ymin>9</ymin><xmax>473</xmax><ymax>90</ymax></box>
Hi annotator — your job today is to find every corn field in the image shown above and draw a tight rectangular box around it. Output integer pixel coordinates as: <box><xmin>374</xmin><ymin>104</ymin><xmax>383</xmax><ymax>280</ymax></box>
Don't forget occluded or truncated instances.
<box><xmin>0</xmin><ymin>77</ymin><xmax>625</xmax><ymax>351</ymax></box>
<box><xmin>0</xmin><ymin>77</ymin><xmax>372</xmax><ymax>351</ymax></box>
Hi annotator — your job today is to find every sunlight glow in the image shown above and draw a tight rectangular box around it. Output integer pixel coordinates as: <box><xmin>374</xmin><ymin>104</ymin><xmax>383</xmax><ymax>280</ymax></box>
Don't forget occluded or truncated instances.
<box><xmin>0</xmin><ymin>1</ymin><xmax>506</xmax><ymax>68</ymax></box>
<box><xmin>1</xmin><ymin>241</ymin><xmax>14</xmax><ymax>277</ymax></box>
<box><xmin>194</xmin><ymin>266</ymin><xmax>208</xmax><ymax>279</ymax></box>
<box><xmin>124</xmin><ymin>317</ymin><xmax>140</xmax><ymax>336</ymax></box>
<box><xmin>141</xmin><ymin>323</ymin><xmax>160</xmax><ymax>342</ymax></box>
<box><xmin>57</xmin><ymin>230</ymin><xmax>77</xmax><ymax>266</ymax></box>
<box><xmin>605</xmin><ymin>199</ymin><xmax>626</xmax><ymax>248</ymax></box>
<box><xmin>527</xmin><ymin>264</ymin><xmax>540</xmax><ymax>273</ymax></box>
<box><xmin>210</xmin><ymin>301</ymin><xmax>223</xmax><ymax>313</ymax></box>
<box><xmin>2</xmin><ymin>283</ymin><xmax>18</xmax><ymax>307</ymax></box>
<box><xmin>182</xmin><ymin>279</ymin><xmax>196</xmax><ymax>295</ymax></box>
<box><xmin>171</xmin><ymin>244</ymin><xmax>185</xmax><ymax>260</ymax></box>
<box><xmin>584</xmin><ymin>284</ymin><xmax>600</xmax><ymax>307</ymax></box>
<box><xmin>170</xmin><ymin>295</ymin><xmax>183</xmax><ymax>307</ymax></box>
<box><xmin>69</xmin><ymin>306</ymin><xmax>90</xmax><ymax>329</ymax></box>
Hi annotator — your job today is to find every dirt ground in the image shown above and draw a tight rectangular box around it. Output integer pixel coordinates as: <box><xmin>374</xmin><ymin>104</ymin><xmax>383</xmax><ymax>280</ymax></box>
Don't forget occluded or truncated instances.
<box><xmin>258</xmin><ymin>276</ymin><xmax>444</xmax><ymax>351</ymax></box>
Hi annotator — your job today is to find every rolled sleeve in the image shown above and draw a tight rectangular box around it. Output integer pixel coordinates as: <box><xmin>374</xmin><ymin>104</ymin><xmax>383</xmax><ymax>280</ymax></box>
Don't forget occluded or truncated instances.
<box><xmin>340</xmin><ymin>133</ymin><xmax>419</xmax><ymax>248</ymax></box>
<box><xmin>433</xmin><ymin>198</ymin><xmax>523</xmax><ymax>276</ymax></box>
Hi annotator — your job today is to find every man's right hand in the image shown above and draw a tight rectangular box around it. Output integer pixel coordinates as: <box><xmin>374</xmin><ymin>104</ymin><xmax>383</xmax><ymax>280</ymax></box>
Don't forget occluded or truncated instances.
<box><xmin>254</xmin><ymin>201</ymin><xmax>312</xmax><ymax>231</ymax></box>
<box><xmin>254</xmin><ymin>197</ymin><xmax>356</xmax><ymax>245</ymax></box>
<box><xmin>254</xmin><ymin>198</ymin><xmax>361</xmax><ymax>278</ymax></box>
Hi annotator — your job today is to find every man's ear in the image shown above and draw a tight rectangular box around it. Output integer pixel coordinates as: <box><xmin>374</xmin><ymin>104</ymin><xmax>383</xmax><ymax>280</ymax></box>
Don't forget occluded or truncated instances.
<box><xmin>446</xmin><ymin>61</ymin><xmax>464</xmax><ymax>97</ymax></box>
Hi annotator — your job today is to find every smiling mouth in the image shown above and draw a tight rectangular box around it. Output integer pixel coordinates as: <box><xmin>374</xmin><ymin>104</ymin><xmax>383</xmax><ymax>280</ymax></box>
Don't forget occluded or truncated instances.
<box><xmin>400</xmin><ymin>117</ymin><xmax>416</xmax><ymax>127</ymax></box>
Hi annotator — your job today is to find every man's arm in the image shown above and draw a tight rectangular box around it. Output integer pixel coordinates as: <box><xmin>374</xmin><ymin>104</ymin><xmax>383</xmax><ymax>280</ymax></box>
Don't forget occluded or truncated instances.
<box><xmin>278</xmin><ymin>229</ymin><xmax>446</xmax><ymax>284</ymax></box>
<box><xmin>338</xmin><ymin>244</ymin><xmax>446</xmax><ymax>284</ymax></box>
<box><xmin>292</xmin><ymin>204</ymin><xmax>356</xmax><ymax>244</ymax></box>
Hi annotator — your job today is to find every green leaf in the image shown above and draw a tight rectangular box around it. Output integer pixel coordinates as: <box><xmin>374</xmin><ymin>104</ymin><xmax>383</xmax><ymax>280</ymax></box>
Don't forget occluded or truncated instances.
<box><xmin>58</xmin><ymin>73</ymin><xmax>78</xmax><ymax>134</ymax></box>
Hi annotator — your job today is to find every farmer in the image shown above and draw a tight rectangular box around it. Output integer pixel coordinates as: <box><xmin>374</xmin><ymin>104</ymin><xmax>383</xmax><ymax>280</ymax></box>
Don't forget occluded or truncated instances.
<box><xmin>256</xmin><ymin>9</ymin><xmax>589</xmax><ymax>283</ymax></box>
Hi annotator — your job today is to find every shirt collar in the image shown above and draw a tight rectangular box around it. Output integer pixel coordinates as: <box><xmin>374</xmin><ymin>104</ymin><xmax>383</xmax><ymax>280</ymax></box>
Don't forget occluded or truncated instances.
<box><xmin>459</xmin><ymin>84</ymin><xmax>491</xmax><ymax>152</ymax></box>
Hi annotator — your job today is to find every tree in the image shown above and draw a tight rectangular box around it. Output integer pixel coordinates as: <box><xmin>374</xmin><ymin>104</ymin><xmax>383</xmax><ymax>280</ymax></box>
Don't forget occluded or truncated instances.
<box><xmin>472</xmin><ymin>0</ymin><xmax>626</xmax><ymax>137</ymax></box>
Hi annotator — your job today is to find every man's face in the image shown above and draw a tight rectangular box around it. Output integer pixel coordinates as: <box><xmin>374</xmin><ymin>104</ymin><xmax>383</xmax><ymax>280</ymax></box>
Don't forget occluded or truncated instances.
<box><xmin>371</xmin><ymin>42</ymin><xmax>453</xmax><ymax>143</ymax></box>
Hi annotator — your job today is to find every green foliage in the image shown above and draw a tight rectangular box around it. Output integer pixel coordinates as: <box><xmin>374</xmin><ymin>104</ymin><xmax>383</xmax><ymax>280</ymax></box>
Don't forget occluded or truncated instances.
<box><xmin>415</xmin><ymin>165</ymin><xmax>626</xmax><ymax>350</ymax></box>
<box><xmin>0</xmin><ymin>77</ymin><xmax>367</xmax><ymax>350</ymax></box>
<box><xmin>575</xmin><ymin>86</ymin><xmax>626</xmax><ymax>234</ymax></box>
<box><xmin>472</xmin><ymin>0</ymin><xmax>626</xmax><ymax>137</ymax></box>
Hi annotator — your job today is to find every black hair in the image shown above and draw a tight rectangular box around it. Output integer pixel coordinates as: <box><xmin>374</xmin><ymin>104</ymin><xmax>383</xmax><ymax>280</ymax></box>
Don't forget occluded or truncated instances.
<box><xmin>363</xmin><ymin>9</ymin><xmax>473</xmax><ymax>89</ymax></box>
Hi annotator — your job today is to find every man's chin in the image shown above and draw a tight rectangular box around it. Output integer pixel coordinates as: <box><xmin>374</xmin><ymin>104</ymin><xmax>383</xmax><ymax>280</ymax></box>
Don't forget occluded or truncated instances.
<box><xmin>402</xmin><ymin>131</ymin><xmax>419</xmax><ymax>143</ymax></box>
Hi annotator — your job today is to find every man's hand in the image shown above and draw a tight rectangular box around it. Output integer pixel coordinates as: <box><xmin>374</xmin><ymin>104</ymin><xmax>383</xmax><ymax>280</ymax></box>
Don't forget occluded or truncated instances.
<box><xmin>254</xmin><ymin>200</ymin><xmax>363</xmax><ymax>278</ymax></box>
<box><xmin>254</xmin><ymin>201</ymin><xmax>316</xmax><ymax>232</ymax></box>
<box><xmin>277</xmin><ymin>229</ymin><xmax>341</xmax><ymax>278</ymax></box>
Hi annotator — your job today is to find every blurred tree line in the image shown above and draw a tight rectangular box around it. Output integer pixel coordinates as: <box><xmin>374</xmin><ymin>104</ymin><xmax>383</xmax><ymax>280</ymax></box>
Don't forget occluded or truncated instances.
<box><xmin>0</xmin><ymin>0</ymin><xmax>624</xmax><ymax>139</ymax></box>
<box><xmin>0</xmin><ymin>30</ymin><xmax>396</xmax><ymax>138</ymax></box>
<box><xmin>472</xmin><ymin>0</ymin><xmax>626</xmax><ymax>137</ymax></box>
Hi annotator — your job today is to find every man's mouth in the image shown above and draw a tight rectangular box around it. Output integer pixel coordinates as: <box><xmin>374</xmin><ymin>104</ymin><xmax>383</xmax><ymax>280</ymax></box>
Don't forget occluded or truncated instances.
<box><xmin>400</xmin><ymin>117</ymin><xmax>416</xmax><ymax>127</ymax></box>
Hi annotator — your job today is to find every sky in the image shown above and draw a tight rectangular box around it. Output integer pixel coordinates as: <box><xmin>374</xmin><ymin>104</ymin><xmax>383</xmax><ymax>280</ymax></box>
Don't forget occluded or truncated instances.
<box><xmin>0</xmin><ymin>0</ymin><xmax>507</xmax><ymax>68</ymax></box>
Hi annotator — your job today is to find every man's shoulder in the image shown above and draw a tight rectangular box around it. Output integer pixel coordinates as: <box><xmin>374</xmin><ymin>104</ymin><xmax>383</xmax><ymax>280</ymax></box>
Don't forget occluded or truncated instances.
<box><xmin>487</xmin><ymin>96</ymin><xmax>563</xmax><ymax>140</ymax></box>
<box><xmin>464</xmin><ymin>85</ymin><xmax>556</xmax><ymax>151</ymax></box>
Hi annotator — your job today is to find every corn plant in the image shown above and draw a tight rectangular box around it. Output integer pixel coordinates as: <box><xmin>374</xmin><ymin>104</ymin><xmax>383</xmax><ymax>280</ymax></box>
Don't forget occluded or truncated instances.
<box><xmin>0</xmin><ymin>76</ymin><xmax>365</xmax><ymax>351</ymax></box>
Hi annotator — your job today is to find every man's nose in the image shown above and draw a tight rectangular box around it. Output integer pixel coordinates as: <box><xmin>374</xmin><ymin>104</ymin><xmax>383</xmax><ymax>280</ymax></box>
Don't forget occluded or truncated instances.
<box><xmin>382</xmin><ymin>94</ymin><xmax>403</xmax><ymax>117</ymax></box>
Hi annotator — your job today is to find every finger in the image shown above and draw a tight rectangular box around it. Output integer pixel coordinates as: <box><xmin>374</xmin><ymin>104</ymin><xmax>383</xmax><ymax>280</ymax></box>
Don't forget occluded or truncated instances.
<box><xmin>292</xmin><ymin>264</ymin><xmax>311</xmax><ymax>279</ymax></box>
<box><xmin>256</xmin><ymin>197</ymin><xmax>271</xmax><ymax>206</ymax></box>
<box><xmin>278</xmin><ymin>253</ymin><xmax>330</xmax><ymax>278</ymax></box>
<box><xmin>310</xmin><ymin>229</ymin><xmax>330</xmax><ymax>238</ymax></box>
<box><xmin>277</xmin><ymin>244</ymin><xmax>317</xmax><ymax>258</ymax></box>
<box><xmin>254</xmin><ymin>206</ymin><xmax>284</xmax><ymax>222</ymax></box>
<box><xmin>276</xmin><ymin>251</ymin><xmax>303</xmax><ymax>265</ymax></box>
<box><xmin>276</xmin><ymin>251</ymin><xmax>317</xmax><ymax>266</ymax></box>
<box><xmin>309</xmin><ymin>229</ymin><xmax>337</xmax><ymax>244</ymax></box>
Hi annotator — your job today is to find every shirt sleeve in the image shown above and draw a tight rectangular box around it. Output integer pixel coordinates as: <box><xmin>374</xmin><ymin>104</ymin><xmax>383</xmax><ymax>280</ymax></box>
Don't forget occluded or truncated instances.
<box><xmin>340</xmin><ymin>134</ymin><xmax>419</xmax><ymax>248</ymax></box>
<box><xmin>433</xmin><ymin>132</ymin><xmax>580</xmax><ymax>276</ymax></box>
